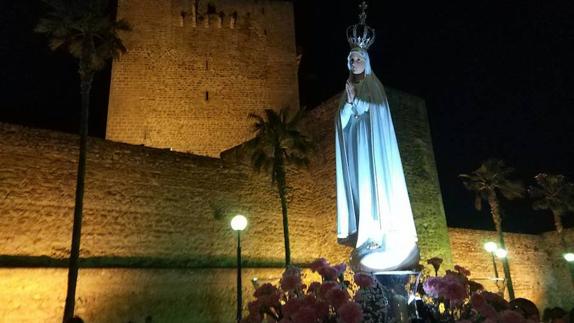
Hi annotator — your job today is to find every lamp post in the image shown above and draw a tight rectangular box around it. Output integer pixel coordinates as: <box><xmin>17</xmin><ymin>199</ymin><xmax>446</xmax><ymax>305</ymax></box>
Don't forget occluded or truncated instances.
<box><xmin>484</xmin><ymin>242</ymin><xmax>500</xmax><ymax>280</ymax></box>
<box><xmin>484</xmin><ymin>241</ymin><xmax>509</xmax><ymax>297</ymax></box>
<box><xmin>495</xmin><ymin>248</ymin><xmax>508</xmax><ymax>259</ymax></box>
<box><xmin>231</xmin><ymin>215</ymin><xmax>247</xmax><ymax>322</ymax></box>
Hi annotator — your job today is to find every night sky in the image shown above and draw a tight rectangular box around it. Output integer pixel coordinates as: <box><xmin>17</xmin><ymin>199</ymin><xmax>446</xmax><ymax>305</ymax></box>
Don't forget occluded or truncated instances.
<box><xmin>1</xmin><ymin>0</ymin><xmax>573</xmax><ymax>233</ymax></box>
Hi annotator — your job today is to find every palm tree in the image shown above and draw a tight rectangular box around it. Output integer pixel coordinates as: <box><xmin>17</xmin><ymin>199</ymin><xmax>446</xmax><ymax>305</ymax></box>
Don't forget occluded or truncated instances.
<box><xmin>529</xmin><ymin>173</ymin><xmax>574</xmax><ymax>249</ymax></box>
<box><xmin>245</xmin><ymin>108</ymin><xmax>313</xmax><ymax>267</ymax></box>
<box><xmin>459</xmin><ymin>159</ymin><xmax>524</xmax><ymax>300</ymax></box>
<box><xmin>35</xmin><ymin>1</ymin><xmax>130</xmax><ymax>321</ymax></box>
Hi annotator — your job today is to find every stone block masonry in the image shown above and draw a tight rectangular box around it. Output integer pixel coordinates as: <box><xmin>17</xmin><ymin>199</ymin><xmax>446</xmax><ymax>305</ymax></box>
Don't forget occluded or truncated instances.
<box><xmin>449</xmin><ymin>228</ymin><xmax>574</xmax><ymax>310</ymax></box>
<box><xmin>107</xmin><ymin>0</ymin><xmax>299</xmax><ymax>157</ymax></box>
<box><xmin>1</xmin><ymin>122</ymin><xmax>573</xmax><ymax>321</ymax></box>
<box><xmin>0</xmin><ymin>123</ymin><xmax>345</xmax><ymax>265</ymax></box>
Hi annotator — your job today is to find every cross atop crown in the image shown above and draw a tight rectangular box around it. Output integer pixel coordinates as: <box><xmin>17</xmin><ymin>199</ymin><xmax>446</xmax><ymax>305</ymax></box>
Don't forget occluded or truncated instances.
<box><xmin>346</xmin><ymin>1</ymin><xmax>375</xmax><ymax>50</ymax></box>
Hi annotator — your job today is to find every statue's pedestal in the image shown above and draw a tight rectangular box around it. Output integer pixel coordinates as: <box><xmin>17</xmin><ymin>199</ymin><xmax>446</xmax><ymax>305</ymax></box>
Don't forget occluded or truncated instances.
<box><xmin>357</xmin><ymin>271</ymin><xmax>422</xmax><ymax>323</ymax></box>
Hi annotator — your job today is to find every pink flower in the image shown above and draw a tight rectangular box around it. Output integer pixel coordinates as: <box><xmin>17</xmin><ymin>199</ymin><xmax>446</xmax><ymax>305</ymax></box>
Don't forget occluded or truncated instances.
<box><xmin>282</xmin><ymin>298</ymin><xmax>303</xmax><ymax>319</ymax></box>
<box><xmin>307</xmin><ymin>282</ymin><xmax>321</xmax><ymax>295</ymax></box>
<box><xmin>326</xmin><ymin>288</ymin><xmax>350</xmax><ymax>309</ymax></box>
<box><xmin>291</xmin><ymin>306</ymin><xmax>318</xmax><ymax>323</ymax></box>
<box><xmin>319</xmin><ymin>281</ymin><xmax>339</xmax><ymax>299</ymax></box>
<box><xmin>454</xmin><ymin>265</ymin><xmax>471</xmax><ymax>277</ymax></box>
<box><xmin>427</xmin><ymin>257</ymin><xmax>443</xmax><ymax>275</ymax></box>
<box><xmin>301</xmin><ymin>294</ymin><xmax>317</xmax><ymax>307</ymax></box>
<box><xmin>470</xmin><ymin>293</ymin><xmax>486</xmax><ymax>308</ymax></box>
<box><xmin>280</xmin><ymin>267</ymin><xmax>302</xmax><ymax>291</ymax></box>
<box><xmin>337</xmin><ymin>301</ymin><xmax>364</xmax><ymax>323</ymax></box>
<box><xmin>314</xmin><ymin>301</ymin><xmax>330</xmax><ymax>320</ymax></box>
<box><xmin>499</xmin><ymin>310</ymin><xmax>527</xmax><ymax>323</ymax></box>
<box><xmin>310</xmin><ymin>258</ymin><xmax>329</xmax><ymax>272</ymax></box>
<box><xmin>482</xmin><ymin>291</ymin><xmax>510</xmax><ymax>311</ymax></box>
<box><xmin>423</xmin><ymin>276</ymin><xmax>442</xmax><ymax>298</ymax></box>
<box><xmin>444</xmin><ymin>270</ymin><xmax>467</xmax><ymax>285</ymax></box>
<box><xmin>476</xmin><ymin>303</ymin><xmax>498</xmax><ymax>319</ymax></box>
<box><xmin>333</xmin><ymin>263</ymin><xmax>347</xmax><ymax>276</ymax></box>
<box><xmin>254</xmin><ymin>283</ymin><xmax>278</xmax><ymax>298</ymax></box>
<box><xmin>468</xmin><ymin>280</ymin><xmax>484</xmax><ymax>293</ymax></box>
<box><xmin>247</xmin><ymin>300</ymin><xmax>261</xmax><ymax>315</ymax></box>
<box><xmin>442</xmin><ymin>279</ymin><xmax>467</xmax><ymax>304</ymax></box>
<box><xmin>253</xmin><ymin>283</ymin><xmax>280</xmax><ymax>308</ymax></box>
<box><xmin>240</xmin><ymin>313</ymin><xmax>262</xmax><ymax>323</ymax></box>
<box><xmin>353</xmin><ymin>272</ymin><xmax>375</xmax><ymax>289</ymax></box>
<box><xmin>318</xmin><ymin>266</ymin><xmax>338</xmax><ymax>281</ymax></box>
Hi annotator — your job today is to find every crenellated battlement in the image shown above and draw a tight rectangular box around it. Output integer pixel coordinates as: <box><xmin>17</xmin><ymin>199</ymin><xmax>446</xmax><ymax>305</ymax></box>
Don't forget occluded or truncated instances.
<box><xmin>179</xmin><ymin>5</ymin><xmax>238</xmax><ymax>29</ymax></box>
<box><xmin>108</xmin><ymin>0</ymin><xmax>298</xmax><ymax>157</ymax></box>
<box><xmin>174</xmin><ymin>0</ymin><xmax>278</xmax><ymax>30</ymax></box>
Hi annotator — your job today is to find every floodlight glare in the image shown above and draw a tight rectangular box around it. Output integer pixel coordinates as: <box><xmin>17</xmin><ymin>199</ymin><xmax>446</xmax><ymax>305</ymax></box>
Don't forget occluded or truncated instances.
<box><xmin>484</xmin><ymin>241</ymin><xmax>498</xmax><ymax>253</ymax></box>
<box><xmin>495</xmin><ymin>248</ymin><xmax>508</xmax><ymax>258</ymax></box>
<box><xmin>231</xmin><ymin>215</ymin><xmax>248</xmax><ymax>231</ymax></box>
<box><xmin>563</xmin><ymin>253</ymin><xmax>574</xmax><ymax>262</ymax></box>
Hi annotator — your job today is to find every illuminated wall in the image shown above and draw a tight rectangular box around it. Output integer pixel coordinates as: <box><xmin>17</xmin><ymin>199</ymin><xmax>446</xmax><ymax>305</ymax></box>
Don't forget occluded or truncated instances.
<box><xmin>0</xmin><ymin>268</ymin><xmax>285</xmax><ymax>322</ymax></box>
<box><xmin>107</xmin><ymin>0</ymin><xmax>299</xmax><ymax>157</ymax></box>
<box><xmin>1</xmin><ymin>123</ymin><xmax>573</xmax><ymax>322</ymax></box>
<box><xmin>449</xmin><ymin>228</ymin><xmax>574</xmax><ymax>310</ymax></box>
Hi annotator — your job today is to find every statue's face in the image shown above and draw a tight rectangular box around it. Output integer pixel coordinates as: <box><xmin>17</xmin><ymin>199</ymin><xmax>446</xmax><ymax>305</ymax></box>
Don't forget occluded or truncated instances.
<box><xmin>350</xmin><ymin>52</ymin><xmax>366</xmax><ymax>75</ymax></box>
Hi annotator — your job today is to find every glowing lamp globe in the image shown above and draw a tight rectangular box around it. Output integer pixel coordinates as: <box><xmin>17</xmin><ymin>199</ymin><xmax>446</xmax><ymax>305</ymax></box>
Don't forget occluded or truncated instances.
<box><xmin>231</xmin><ymin>215</ymin><xmax>248</xmax><ymax>231</ymax></box>
<box><xmin>495</xmin><ymin>248</ymin><xmax>508</xmax><ymax>258</ymax></box>
<box><xmin>484</xmin><ymin>242</ymin><xmax>498</xmax><ymax>253</ymax></box>
<box><xmin>563</xmin><ymin>253</ymin><xmax>574</xmax><ymax>262</ymax></box>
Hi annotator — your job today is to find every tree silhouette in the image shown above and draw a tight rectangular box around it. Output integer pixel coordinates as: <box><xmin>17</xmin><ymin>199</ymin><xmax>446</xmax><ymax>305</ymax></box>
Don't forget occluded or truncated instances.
<box><xmin>245</xmin><ymin>108</ymin><xmax>313</xmax><ymax>266</ymax></box>
<box><xmin>460</xmin><ymin>158</ymin><xmax>524</xmax><ymax>300</ymax></box>
<box><xmin>36</xmin><ymin>1</ymin><xmax>130</xmax><ymax>321</ymax></box>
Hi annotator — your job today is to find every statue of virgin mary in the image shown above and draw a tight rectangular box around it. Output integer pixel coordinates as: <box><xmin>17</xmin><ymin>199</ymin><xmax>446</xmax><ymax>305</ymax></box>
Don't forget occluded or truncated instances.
<box><xmin>336</xmin><ymin>8</ymin><xmax>419</xmax><ymax>272</ymax></box>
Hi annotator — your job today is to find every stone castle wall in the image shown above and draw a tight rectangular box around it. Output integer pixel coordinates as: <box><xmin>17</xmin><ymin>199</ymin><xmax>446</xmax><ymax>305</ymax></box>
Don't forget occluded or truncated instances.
<box><xmin>0</xmin><ymin>123</ymin><xmax>345</xmax><ymax>266</ymax></box>
<box><xmin>448</xmin><ymin>228</ymin><xmax>574</xmax><ymax>310</ymax></box>
<box><xmin>1</xmin><ymin>122</ymin><xmax>573</xmax><ymax>321</ymax></box>
<box><xmin>107</xmin><ymin>0</ymin><xmax>299</xmax><ymax>157</ymax></box>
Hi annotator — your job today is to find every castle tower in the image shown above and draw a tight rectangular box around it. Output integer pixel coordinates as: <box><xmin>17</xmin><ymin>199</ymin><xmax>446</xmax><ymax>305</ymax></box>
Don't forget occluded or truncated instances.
<box><xmin>106</xmin><ymin>0</ymin><xmax>299</xmax><ymax>157</ymax></box>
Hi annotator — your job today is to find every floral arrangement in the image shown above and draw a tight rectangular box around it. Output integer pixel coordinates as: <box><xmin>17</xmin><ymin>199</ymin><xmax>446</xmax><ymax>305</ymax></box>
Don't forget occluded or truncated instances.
<box><xmin>420</xmin><ymin>258</ymin><xmax>536</xmax><ymax>323</ymax></box>
<box><xmin>241</xmin><ymin>258</ymin><xmax>367</xmax><ymax>323</ymax></box>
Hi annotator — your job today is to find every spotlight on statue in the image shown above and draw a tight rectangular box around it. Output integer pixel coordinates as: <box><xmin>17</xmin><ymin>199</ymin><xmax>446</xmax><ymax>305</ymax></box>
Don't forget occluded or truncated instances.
<box><xmin>231</xmin><ymin>214</ymin><xmax>248</xmax><ymax>322</ymax></box>
<box><xmin>563</xmin><ymin>252</ymin><xmax>574</xmax><ymax>262</ymax></box>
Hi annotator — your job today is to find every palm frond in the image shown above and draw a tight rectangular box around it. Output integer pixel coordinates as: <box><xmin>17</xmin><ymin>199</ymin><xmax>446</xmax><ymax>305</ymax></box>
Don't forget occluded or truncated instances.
<box><xmin>530</xmin><ymin>173</ymin><xmax>574</xmax><ymax>215</ymax></box>
<box><xmin>36</xmin><ymin>0</ymin><xmax>130</xmax><ymax>75</ymax></box>
<box><xmin>245</xmin><ymin>107</ymin><xmax>314</xmax><ymax>183</ymax></box>
<box><xmin>460</xmin><ymin>158</ymin><xmax>524</xmax><ymax>213</ymax></box>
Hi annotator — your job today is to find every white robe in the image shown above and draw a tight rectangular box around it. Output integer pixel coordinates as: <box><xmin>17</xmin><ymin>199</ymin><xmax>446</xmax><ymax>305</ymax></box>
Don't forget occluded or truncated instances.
<box><xmin>336</xmin><ymin>49</ymin><xmax>418</xmax><ymax>272</ymax></box>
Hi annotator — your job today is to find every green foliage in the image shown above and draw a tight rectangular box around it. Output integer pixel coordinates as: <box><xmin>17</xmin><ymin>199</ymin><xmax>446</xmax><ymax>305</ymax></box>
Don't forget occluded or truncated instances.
<box><xmin>35</xmin><ymin>0</ymin><xmax>131</xmax><ymax>79</ymax></box>
<box><xmin>459</xmin><ymin>158</ymin><xmax>524</xmax><ymax>212</ymax></box>
<box><xmin>244</xmin><ymin>108</ymin><xmax>314</xmax><ymax>184</ymax></box>
<box><xmin>35</xmin><ymin>2</ymin><xmax>131</xmax><ymax>321</ymax></box>
<box><xmin>529</xmin><ymin>173</ymin><xmax>574</xmax><ymax>215</ymax></box>
<box><xmin>244</xmin><ymin>107</ymin><xmax>314</xmax><ymax>266</ymax></box>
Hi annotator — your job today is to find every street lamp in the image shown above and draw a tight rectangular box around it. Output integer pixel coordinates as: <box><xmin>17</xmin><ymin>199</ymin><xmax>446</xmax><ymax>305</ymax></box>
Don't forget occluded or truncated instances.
<box><xmin>495</xmin><ymin>248</ymin><xmax>508</xmax><ymax>259</ymax></box>
<box><xmin>484</xmin><ymin>241</ymin><xmax>504</xmax><ymax>296</ymax></box>
<box><xmin>231</xmin><ymin>215</ymin><xmax>247</xmax><ymax>322</ymax></box>
<box><xmin>484</xmin><ymin>242</ymin><xmax>500</xmax><ymax>278</ymax></box>
<box><xmin>564</xmin><ymin>252</ymin><xmax>574</xmax><ymax>262</ymax></box>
